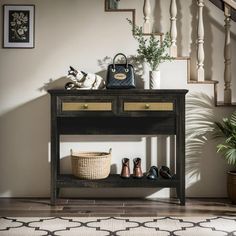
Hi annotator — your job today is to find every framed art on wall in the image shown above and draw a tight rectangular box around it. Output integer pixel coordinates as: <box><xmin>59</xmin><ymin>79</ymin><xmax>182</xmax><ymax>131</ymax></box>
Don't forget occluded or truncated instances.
<box><xmin>3</xmin><ymin>5</ymin><xmax>35</xmax><ymax>48</ymax></box>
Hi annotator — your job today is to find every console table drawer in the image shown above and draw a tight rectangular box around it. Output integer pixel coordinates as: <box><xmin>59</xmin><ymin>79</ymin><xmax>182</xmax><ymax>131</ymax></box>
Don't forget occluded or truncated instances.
<box><xmin>123</xmin><ymin>102</ymin><xmax>174</xmax><ymax>111</ymax></box>
<box><xmin>57</xmin><ymin>96</ymin><xmax>116</xmax><ymax>116</ymax></box>
<box><xmin>62</xmin><ymin>102</ymin><xmax>112</xmax><ymax>111</ymax></box>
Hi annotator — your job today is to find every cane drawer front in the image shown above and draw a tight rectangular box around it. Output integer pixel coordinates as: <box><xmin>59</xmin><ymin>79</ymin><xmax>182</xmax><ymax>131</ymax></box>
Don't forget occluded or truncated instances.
<box><xmin>57</xmin><ymin>96</ymin><xmax>116</xmax><ymax>116</ymax></box>
<box><xmin>120</xmin><ymin>97</ymin><xmax>176</xmax><ymax>116</ymax></box>
<box><xmin>62</xmin><ymin>102</ymin><xmax>112</xmax><ymax>111</ymax></box>
<box><xmin>124</xmin><ymin>102</ymin><xmax>174</xmax><ymax>111</ymax></box>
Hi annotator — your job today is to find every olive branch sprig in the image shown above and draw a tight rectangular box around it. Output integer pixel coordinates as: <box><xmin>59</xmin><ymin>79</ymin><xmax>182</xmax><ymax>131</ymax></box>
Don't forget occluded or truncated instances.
<box><xmin>127</xmin><ymin>18</ymin><xmax>173</xmax><ymax>71</ymax></box>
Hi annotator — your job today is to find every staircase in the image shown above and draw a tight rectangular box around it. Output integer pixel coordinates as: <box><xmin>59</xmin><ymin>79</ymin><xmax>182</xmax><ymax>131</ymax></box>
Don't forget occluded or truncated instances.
<box><xmin>105</xmin><ymin>0</ymin><xmax>236</xmax><ymax>106</ymax></box>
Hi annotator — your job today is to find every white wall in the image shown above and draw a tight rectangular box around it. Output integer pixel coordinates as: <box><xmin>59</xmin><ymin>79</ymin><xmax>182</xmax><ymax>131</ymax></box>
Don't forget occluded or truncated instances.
<box><xmin>0</xmin><ymin>0</ymin><xmax>235</xmax><ymax>198</ymax></box>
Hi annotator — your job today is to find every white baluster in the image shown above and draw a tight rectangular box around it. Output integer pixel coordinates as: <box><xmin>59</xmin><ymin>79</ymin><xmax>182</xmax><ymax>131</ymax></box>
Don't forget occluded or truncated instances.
<box><xmin>143</xmin><ymin>0</ymin><xmax>151</xmax><ymax>34</ymax></box>
<box><xmin>197</xmin><ymin>0</ymin><xmax>205</xmax><ymax>82</ymax></box>
<box><xmin>170</xmin><ymin>0</ymin><xmax>177</xmax><ymax>57</ymax></box>
<box><xmin>224</xmin><ymin>4</ymin><xmax>232</xmax><ymax>104</ymax></box>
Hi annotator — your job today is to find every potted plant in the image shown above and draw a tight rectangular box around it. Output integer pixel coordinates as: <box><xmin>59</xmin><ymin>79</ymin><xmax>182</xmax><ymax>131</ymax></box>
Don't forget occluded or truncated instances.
<box><xmin>127</xmin><ymin>19</ymin><xmax>173</xmax><ymax>89</ymax></box>
<box><xmin>214</xmin><ymin>110</ymin><xmax>236</xmax><ymax>203</ymax></box>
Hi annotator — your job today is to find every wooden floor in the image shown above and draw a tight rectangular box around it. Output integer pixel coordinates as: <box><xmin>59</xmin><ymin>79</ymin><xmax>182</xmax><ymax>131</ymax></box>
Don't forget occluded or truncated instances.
<box><xmin>0</xmin><ymin>198</ymin><xmax>236</xmax><ymax>217</ymax></box>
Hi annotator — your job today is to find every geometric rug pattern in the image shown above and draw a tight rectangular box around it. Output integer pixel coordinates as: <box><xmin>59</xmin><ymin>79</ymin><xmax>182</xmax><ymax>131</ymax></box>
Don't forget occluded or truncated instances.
<box><xmin>1</xmin><ymin>216</ymin><xmax>236</xmax><ymax>235</ymax></box>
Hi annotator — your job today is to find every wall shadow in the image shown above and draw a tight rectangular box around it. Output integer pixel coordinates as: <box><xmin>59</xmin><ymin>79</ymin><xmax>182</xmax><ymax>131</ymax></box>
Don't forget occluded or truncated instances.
<box><xmin>39</xmin><ymin>76</ymin><xmax>69</xmax><ymax>91</ymax></box>
<box><xmin>185</xmin><ymin>92</ymin><xmax>215</xmax><ymax>180</ymax></box>
<box><xmin>203</xmin><ymin>5</ymin><xmax>213</xmax><ymax>80</ymax></box>
<box><xmin>0</xmin><ymin>94</ymin><xmax>51</xmax><ymax>197</ymax></box>
<box><xmin>145</xmin><ymin>135</ymin><xmax>175</xmax><ymax>172</ymax></box>
<box><xmin>153</xmin><ymin>0</ymin><xmax>162</xmax><ymax>33</ymax></box>
<box><xmin>185</xmin><ymin>92</ymin><xmax>235</xmax><ymax>197</ymax></box>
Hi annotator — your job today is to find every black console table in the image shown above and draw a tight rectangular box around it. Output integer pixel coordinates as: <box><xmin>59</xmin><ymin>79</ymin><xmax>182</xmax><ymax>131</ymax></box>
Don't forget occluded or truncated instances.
<box><xmin>48</xmin><ymin>89</ymin><xmax>188</xmax><ymax>205</ymax></box>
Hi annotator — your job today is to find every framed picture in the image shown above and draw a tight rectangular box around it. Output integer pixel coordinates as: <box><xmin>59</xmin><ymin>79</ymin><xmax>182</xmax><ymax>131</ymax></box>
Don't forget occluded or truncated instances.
<box><xmin>3</xmin><ymin>5</ymin><xmax>35</xmax><ymax>48</ymax></box>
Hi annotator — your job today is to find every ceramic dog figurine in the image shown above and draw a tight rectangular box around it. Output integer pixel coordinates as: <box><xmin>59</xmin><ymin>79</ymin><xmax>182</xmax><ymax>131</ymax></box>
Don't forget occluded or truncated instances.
<box><xmin>65</xmin><ymin>66</ymin><xmax>105</xmax><ymax>90</ymax></box>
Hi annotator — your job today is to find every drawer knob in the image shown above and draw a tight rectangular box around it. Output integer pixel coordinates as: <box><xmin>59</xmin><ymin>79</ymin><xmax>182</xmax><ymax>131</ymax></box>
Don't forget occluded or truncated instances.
<box><xmin>145</xmin><ymin>104</ymin><xmax>150</xmax><ymax>109</ymax></box>
<box><xmin>83</xmin><ymin>104</ymin><xmax>88</xmax><ymax>109</ymax></box>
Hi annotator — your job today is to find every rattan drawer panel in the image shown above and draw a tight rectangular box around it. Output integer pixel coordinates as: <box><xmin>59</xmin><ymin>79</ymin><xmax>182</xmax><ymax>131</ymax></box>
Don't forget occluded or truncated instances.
<box><xmin>123</xmin><ymin>102</ymin><xmax>174</xmax><ymax>111</ymax></box>
<box><xmin>62</xmin><ymin>102</ymin><xmax>112</xmax><ymax>111</ymax></box>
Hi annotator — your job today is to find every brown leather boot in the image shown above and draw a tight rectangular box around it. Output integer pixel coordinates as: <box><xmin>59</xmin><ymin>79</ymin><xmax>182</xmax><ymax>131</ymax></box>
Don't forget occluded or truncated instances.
<box><xmin>133</xmin><ymin>157</ymin><xmax>143</xmax><ymax>178</ymax></box>
<box><xmin>120</xmin><ymin>158</ymin><xmax>130</xmax><ymax>178</ymax></box>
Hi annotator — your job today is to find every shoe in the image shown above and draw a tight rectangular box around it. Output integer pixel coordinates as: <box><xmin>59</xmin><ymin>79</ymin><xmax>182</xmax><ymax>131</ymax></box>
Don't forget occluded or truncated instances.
<box><xmin>120</xmin><ymin>158</ymin><xmax>130</xmax><ymax>178</ymax></box>
<box><xmin>133</xmin><ymin>157</ymin><xmax>143</xmax><ymax>178</ymax></box>
<box><xmin>146</xmin><ymin>166</ymin><xmax>159</xmax><ymax>180</ymax></box>
<box><xmin>159</xmin><ymin>166</ymin><xmax>172</xmax><ymax>179</ymax></box>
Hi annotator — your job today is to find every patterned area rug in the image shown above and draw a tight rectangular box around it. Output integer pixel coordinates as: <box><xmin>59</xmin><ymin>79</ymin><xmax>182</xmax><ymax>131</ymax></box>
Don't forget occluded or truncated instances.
<box><xmin>1</xmin><ymin>216</ymin><xmax>236</xmax><ymax>235</ymax></box>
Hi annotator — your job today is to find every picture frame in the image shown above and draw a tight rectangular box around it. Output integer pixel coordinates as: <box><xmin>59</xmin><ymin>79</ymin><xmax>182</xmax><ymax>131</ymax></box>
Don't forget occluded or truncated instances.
<box><xmin>3</xmin><ymin>4</ymin><xmax>35</xmax><ymax>48</ymax></box>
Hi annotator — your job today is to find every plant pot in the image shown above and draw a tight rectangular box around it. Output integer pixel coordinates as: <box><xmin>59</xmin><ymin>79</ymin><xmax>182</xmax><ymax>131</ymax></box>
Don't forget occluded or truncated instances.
<box><xmin>149</xmin><ymin>70</ymin><xmax>160</xmax><ymax>89</ymax></box>
<box><xmin>227</xmin><ymin>171</ymin><xmax>236</xmax><ymax>204</ymax></box>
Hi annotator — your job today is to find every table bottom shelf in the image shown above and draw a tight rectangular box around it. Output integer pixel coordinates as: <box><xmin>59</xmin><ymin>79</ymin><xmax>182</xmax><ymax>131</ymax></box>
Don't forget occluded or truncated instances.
<box><xmin>56</xmin><ymin>174</ymin><xmax>180</xmax><ymax>188</ymax></box>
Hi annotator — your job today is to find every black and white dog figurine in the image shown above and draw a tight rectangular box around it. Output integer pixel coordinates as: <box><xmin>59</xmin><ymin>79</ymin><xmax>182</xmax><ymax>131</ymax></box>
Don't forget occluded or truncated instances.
<box><xmin>65</xmin><ymin>66</ymin><xmax>105</xmax><ymax>90</ymax></box>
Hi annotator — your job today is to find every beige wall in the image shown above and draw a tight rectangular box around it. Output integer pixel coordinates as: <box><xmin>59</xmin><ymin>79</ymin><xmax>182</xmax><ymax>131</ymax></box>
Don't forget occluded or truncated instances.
<box><xmin>0</xmin><ymin>0</ymin><xmax>235</xmax><ymax>198</ymax></box>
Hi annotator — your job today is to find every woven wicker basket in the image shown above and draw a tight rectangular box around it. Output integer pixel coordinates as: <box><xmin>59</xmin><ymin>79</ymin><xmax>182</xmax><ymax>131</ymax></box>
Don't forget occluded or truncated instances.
<box><xmin>71</xmin><ymin>149</ymin><xmax>112</xmax><ymax>180</ymax></box>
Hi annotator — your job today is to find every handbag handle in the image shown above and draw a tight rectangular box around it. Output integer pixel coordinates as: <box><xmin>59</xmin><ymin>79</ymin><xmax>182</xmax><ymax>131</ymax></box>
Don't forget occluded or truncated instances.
<box><xmin>112</xmin><ymin>53</ymin><xmax>129</xmax><ymax>71</ymax></box>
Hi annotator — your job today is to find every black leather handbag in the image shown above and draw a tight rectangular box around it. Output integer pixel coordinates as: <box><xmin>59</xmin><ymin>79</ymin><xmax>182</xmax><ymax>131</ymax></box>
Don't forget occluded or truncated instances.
<box><xmin>106</xmin><ymin>53</ymin><xmax>135</xmax><ymax>89</ymax></box>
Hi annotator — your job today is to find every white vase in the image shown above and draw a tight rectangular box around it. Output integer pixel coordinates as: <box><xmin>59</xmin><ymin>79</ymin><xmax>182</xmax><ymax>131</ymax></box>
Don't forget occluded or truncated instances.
<box><xmin>149</xmin><ymin>70</ymin><xmax>160</xmax><ymax>89</ymax></box>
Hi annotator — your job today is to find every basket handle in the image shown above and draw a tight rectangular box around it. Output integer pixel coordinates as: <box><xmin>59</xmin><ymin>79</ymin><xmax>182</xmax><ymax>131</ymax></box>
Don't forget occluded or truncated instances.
<box><xmin>70</xmin><ymin>148</ymin><xmax>111</xmax><ymax>154</ymax></box>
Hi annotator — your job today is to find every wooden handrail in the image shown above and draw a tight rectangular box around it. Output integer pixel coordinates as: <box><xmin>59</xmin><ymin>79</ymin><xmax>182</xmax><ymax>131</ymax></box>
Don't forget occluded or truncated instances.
<box><xmin>209</xmin><ymin>0</ymin><xmax>236</xmax><ymax>21</ymax></box>
<box><xmin>224</xmin><ymin>0</ymin><xmax>236</xmax><ymax>10</ymax></box>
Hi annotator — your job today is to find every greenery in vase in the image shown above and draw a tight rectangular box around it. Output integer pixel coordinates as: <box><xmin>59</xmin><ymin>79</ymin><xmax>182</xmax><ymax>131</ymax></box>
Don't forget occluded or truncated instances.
<box><xmin>127</xmin><ymin>18</ymin><xmax>173</xmax><ymax>71</ymax></box>
<box><xmin>213</xmin><ymin>111</ymin><xmax>236</xmax><ymax>165</ymax></box>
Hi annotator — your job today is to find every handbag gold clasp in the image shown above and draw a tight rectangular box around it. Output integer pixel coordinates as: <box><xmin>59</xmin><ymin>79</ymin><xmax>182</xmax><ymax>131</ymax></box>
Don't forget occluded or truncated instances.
<box><xmin>114</xmin><ymin>73</ymin><xmax>127</xmax><ymax>80</ymax></box>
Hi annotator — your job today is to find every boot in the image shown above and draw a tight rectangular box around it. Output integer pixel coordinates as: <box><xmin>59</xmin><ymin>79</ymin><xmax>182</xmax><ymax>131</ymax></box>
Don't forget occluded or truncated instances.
<box><xmin>146</xmin><ymin>166</ymin><xmax>159</xmax><ymax>180</ymax></box>
<box><xmin>120</xmin><ymin>158</ymin><xmax>130</xmax><ymax>178</ymax></box>
<box><xmin>159</xmin><ymin>166</ymin><xmax>172</xmax><ymax>179</ymax></box>
<box><xmin>133</xmin><ymin>158</ymin><xmax>143</xmax><ymax>178</ymax></box>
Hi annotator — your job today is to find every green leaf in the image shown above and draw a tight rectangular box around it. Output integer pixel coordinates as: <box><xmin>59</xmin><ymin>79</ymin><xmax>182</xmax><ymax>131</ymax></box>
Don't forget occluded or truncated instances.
<box><xmin>213</xmin><ymin>111</ymin><xmax>236</xmax><ymax>166</ymax></box>
<box><xmin>230</xmin><ymin>111</ymin><xmax>236</xmax><ymax>126</ymax></box>
<box><xmin>224</xmin><ymin>149</ymin><xmax>236</xmax><ymax>165</ymax></box>
<box><xmin>127</xmin><ymin>18</ymin><xmax>173</xmax><ymax>70</ymax></box>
